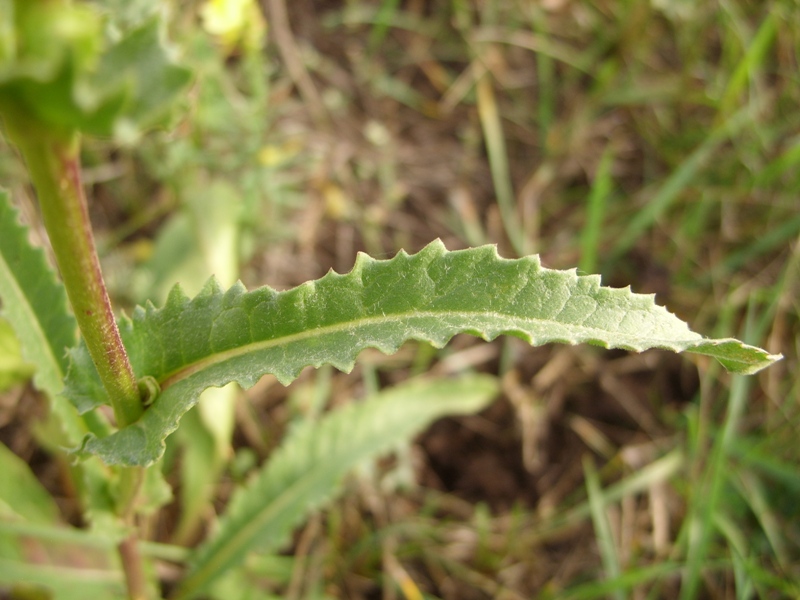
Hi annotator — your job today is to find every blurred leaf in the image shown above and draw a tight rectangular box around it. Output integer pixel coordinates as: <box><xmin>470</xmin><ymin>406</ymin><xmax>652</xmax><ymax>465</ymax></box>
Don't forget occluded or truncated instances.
<box><xmin>583</xmin><ymin>456</ymin><xmax>624</xmax><ymax>600</ymax></box>
<box><xmin>0</xmin><ymin>192</ymin><xmax>80</xmax><ymax>436</ymax></box>
<box><xmin>0</xmin><ymin>2</ymin><xmax>101</xmax><ymax>85</ymax></box>
<box><xmin>0</xmin><ymin>441</ymin><xmax>123</xmax><ymax>599</ymax></box>
<box><xmin>0</xmin><ymin>521</ymin><xmax>125</xmax><ymax>600</ymax></box>
<box><xmin>90</xmin><ymin>18</ymin><xmax>192</xmax><ymax>140</ymax></box>
<box><xmin>186</xmin><ymin>178</ymin><xmax>240</xmax><ymax>291</ymax></box>
<box><xmin>0</xmin><ymin>443</ymin><xmax>60</xmax><ymax>525</ymax></box>
<box><xmin>0</xmin><ymin>316</ymin><xmax>36</xmax><ymax>391</ymax></box>
<box><xmin>0</xmin><ymin>5</ymin><xmax>191</xmax><ymax>142</ymax></box>
<box><xmin>175</xmin><ymin>375</ymin><xmax>499</xmax><ymax>598</ymax></box>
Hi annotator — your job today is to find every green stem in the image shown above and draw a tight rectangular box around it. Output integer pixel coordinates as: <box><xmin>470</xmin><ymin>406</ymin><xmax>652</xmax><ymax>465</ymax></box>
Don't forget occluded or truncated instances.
<box><xmin>15</xmin><ymin>133</ymin><xmax>143</xmax><ymax>427</ymax></box>
<box><xmin>118</xmin><ymin>533</ymin><xmax>149</xmax><ymax>600</ymax></box>
<box><xmin>9</xmin><ymin>129</ymin><xmax>150</xmax><ymax>598</ymax></box>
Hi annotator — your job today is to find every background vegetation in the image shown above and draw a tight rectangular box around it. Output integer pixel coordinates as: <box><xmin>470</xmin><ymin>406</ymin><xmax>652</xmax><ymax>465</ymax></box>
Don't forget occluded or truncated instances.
<box><xmin>1</xmin><ymin>0</ymin><xmax>798</xmax><ymax>597</ymax></box>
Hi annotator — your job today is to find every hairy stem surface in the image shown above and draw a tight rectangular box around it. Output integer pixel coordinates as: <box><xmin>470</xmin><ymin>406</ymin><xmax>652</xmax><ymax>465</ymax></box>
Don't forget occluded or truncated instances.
<box><xmin>14</xmin><ymin>134</ymin><xmax>143</xmax><ymax>427</ymax></box>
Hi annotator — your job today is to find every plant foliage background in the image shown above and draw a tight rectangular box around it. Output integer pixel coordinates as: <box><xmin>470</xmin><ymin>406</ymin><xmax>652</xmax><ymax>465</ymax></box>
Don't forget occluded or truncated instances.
<box><xmin>0</xmin><ymin>0</ymin><xmax>798</xmax><ymax>598</ymax></box>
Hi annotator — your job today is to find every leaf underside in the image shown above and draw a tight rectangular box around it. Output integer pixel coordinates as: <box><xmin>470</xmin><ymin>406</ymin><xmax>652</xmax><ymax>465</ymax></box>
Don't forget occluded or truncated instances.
<box><xmin>65</xmin><ymin>240</ymin><xmax>781</xmax><ymax>466</ymax></box>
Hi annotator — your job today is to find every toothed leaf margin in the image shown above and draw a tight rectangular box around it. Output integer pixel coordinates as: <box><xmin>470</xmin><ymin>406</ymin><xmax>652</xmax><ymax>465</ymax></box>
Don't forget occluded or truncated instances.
<box><xmin>65</xmin><ymin>240</ymin><xmax>781</xmax><ymax>466</ymax></box>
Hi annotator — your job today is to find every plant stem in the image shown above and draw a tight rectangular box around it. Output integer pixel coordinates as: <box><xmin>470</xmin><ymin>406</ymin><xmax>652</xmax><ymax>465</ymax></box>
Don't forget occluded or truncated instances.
<box><xmin>118</xmin><ymin>534</ymin><xmax>149</xmax><ymax>600</ymax></box>
<box><xmin>11</xmin><ymin>131</ymin><xmax>150</xmax><ymax>598</ymax></box>
<box><xmin>15</xmin><ymin>134</ymin><xmax>144</xmax><ymax>427</ymax></box>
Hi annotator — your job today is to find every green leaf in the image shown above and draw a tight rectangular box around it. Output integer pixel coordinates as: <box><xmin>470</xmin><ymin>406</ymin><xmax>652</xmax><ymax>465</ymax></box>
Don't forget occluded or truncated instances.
<box><xmin>174</xmin><ymin>375</ymin><xmax>499</xmax><ymax>599</ymax></box>
<box><xmin>67</xmin><ymin>240</ymin><xmax>781</xmax><ymax>466</ymax></box>
<box><xmin>0</xmin><ymin>442</ymin><xmax>61</xmax><ymax>525</ymax></box>
<box><xmin>89</xmin><ymin>18</ymin><xmax>193</xmax><ymax>138</ymax></box>
<box><xmin>0</xmin><ymin>2</ymin><xmax>102</xmax><ymax>85</ymax></box>
<box><xmin>0</xmin><ymin>316</ymin><xmax>36</xmax><ymax>391</ymax></box>
<box><xmin>0</xmin><ymin>192</ymin><xmax>76</xmax><ymax>404</ymax></box>
<box><xmin>0</xmin><ymin>521</ymin><xmax>125</xmax><ymax>600</ymax></box>
<box><xmin>0</xmin><ymin>191</ymin><xmax>123</xmax><ymax>529</ymax></box>
<box><xmin>0</xmin><ymin>4</ymin><xmax>191</xmax><ymax>141</ymax></box>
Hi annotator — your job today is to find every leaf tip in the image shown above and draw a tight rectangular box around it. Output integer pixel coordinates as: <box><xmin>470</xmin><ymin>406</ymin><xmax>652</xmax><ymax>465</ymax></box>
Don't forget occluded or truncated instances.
<box><xmin>687</xmin><ymin>339</ymin><xmax>784</xmax><ymax>375</ymax></box>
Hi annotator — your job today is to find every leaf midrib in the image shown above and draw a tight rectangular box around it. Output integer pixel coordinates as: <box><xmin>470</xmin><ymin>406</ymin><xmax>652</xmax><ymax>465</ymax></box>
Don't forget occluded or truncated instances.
<box><xmin>159</xmin><ymin>309</ymin><xmax>701</xmax><ymax>389</ymax></box>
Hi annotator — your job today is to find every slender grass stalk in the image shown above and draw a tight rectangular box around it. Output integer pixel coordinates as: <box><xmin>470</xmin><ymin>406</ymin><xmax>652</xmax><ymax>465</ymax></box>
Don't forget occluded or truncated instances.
<box><xmin>476</xmin><ymin>75</ymin><xmax>525</xmax><ymax>255</ymax></box>
<box><xmin>584</xmin><ymin>456</ymin><xmax>626</xmax><ymax>600</ymax></box>
<box><xmin>580</xmin><ymin>146</ymin><xmax>614</xmax><ymax>275</ymax></box>
<box><xmin>368</xmin><ymin>0</ymin><xmax>401</xmax><ymax>51</ymax></box>
<box><xmin>529</xmin><ymin>8</ymin><xmax>555</xmax><ymax>151</ymax></box>
<box><xmin>612</xmin><ymin>105</ymin><xmax>753</xmax><ymax>258</ymax></box>
<box><xmin>718</xmin><ymin>12</ymin><xmax>777</xmax><ymax>120</ymax></box>
<box><xmin>681</xmin><ymin>299</ymin><xmax>770</xmax><ymax>599</ymax></box>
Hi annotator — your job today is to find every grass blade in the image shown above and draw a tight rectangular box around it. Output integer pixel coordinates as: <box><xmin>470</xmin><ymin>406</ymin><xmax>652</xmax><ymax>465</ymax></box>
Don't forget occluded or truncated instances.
<box><xmin>612</xmin><ymin>105</ymin><xmax>753</xmax><ymax>257</ymax></box>
<box><xmin>476</xmin><ymin>75</ymin><xmax>526</xmax><ymax>255</ymax></box>
<box><xmin>584</xmin><ymin>456</ymin><xmax>625</xmax><ymax>600</ymax></box>
<box><xmin>580</xmin><ymin>146</ymin><xmax>614</xmax><ymax>275</ymax></box>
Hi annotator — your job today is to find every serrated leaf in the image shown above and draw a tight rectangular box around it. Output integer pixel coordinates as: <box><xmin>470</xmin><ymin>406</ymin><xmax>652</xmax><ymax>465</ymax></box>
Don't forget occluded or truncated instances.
<box><xmin>67</xmin><ymin>240</ymin><xmax>781</xmax><ymax>466</ymax></box>
<box><xmin>0</xmin><ymin>192</ymin><xmax>79</xmax><ymax>426</ymax></box>
<box><xmin>174</xmin><ymin>375</ymin><xmax>498</xmax><ymax>599</ymax></box>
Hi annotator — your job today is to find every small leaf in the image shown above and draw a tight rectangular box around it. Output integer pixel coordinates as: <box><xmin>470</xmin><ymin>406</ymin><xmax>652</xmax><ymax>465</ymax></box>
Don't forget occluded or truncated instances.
<box><xmin>66</xmin><ymin>240</ymin><xmax>781</xmax><ymax>466</ymax></box>
<box><xmin>174</xmin><ymin>375</ymin><xmax>498</xmax><ymax>599</ymax></box>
